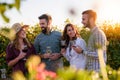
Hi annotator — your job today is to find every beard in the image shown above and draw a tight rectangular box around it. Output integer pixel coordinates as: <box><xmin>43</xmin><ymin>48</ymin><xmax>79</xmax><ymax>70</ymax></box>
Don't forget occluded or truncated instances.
<box><xmin>84</xmin><ymin>20</ymin><xmax>91</xmax><ymax>28</ymax></box>
<box><xmin>41</xmin><ymin>27</ymin><xmax>47</xmax><ymax>34</ymax></box>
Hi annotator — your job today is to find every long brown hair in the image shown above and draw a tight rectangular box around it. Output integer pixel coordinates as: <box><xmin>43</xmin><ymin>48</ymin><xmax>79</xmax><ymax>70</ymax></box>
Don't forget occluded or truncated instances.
<box><xmin>62</xmin><ymin>23</ymin><xmax>80</xmax><ymax>47</ymax></box>
<box><xmin>11</xmin><ymin>29</ymin><xmax>31</xmax><ymax>50</ymax></box>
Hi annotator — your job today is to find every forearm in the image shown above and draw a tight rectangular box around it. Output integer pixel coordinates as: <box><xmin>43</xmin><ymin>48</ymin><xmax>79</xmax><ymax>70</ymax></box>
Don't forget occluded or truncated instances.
<box><xmin>8</xmin><ymin>57</ymin><xmax>20</xmax><ymax>67</ymax></box>
<box><xmin>83</xmin><ymin>51</ymin><xmax>98</xmax><ymax>58</ymax></box>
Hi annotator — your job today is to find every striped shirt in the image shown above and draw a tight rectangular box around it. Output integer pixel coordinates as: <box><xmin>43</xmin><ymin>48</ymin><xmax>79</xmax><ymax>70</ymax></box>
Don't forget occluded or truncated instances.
<box><xmin>84</xmin><ymin>26</ymin><xmax>107</xmax><ymax>72</ymax></box>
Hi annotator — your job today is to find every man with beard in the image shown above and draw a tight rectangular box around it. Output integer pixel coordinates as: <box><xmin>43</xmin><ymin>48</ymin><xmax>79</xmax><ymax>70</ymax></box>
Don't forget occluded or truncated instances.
<box><xmin>34</xmin><ymin>14</ymin><xmax>63</xmax><ymax>72</ymax></box>
<box><xmin>79</xmin><ymin>10</ymin><xmax>107</xmax><ymax>72</ymax></box>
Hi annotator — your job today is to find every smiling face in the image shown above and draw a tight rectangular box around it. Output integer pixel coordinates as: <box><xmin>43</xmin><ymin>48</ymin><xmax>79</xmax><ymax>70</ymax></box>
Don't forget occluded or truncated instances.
<box><xmin>18</xmin><ymin>29</ymin><xmax>26</xmax><ymax>39</ymax></box>
<box><xmin>82</xmin><ymin>14</ymin><xmax>91</xmax><ymax>28</ymax></box>
<box><xmin>39</xmin><ymin>19</ymin><xmax>48</xmax><ymax>34</ymax></box>
<box><xmin>66</xmin><ymin>26</ymin><xmax>76</xmax><ymax>40</ymax></box>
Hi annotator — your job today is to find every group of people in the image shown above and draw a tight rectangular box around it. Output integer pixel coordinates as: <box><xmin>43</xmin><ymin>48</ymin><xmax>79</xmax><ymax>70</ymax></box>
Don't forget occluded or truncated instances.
<box><xmin>6</xmin><ymin>9</ymin><xmax>107</xmax><ymax>75</ymax></box>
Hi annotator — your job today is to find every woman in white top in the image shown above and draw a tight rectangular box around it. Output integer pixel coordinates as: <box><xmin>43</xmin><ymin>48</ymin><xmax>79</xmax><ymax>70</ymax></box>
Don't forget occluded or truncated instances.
<box><xmin>61</xmin><ymin>23</ymin><xmax>86</xmax><ymax>69</ymax></box>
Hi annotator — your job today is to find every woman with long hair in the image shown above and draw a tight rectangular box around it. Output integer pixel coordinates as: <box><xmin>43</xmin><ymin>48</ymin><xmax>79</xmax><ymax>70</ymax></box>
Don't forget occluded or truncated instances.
<box><xmin>61</xmin><ymin>23</ymin><xmax>86</xmax><ymax>69</ymax></box>
<box><xmin>6</xmin><ymin>23</ymin><xmax>36</xmax><ymax>74</ymax></box>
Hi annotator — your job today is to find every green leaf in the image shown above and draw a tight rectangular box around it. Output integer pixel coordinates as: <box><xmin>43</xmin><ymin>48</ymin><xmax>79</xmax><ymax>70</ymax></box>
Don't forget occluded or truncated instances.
<box><xmin>0</xmin><ymin>5</ymin><xmax>6</xmax><ymax>13</ymax></box>
<box><xmin>15</xmin><ymin>0</ymin><xmax>20</xmax><ymax>10</ymax></box>
<box><xmin>8</xmin><ymin>4</ymin><xmax>14</xmax><ymax>9</ymax></box>
<box><xmin>1</xmin><ymin>13</ymin><xmax>9</xmax><ymax>22</ymax></box>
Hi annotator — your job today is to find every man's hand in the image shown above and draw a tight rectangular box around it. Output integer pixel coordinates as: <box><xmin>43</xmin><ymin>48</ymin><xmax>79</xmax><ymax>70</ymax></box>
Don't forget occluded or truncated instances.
<box><xmin>49</xmin><ymin>53</ymin><xmax>60</xmax><ymax>60</ymax></box>
<box><xmin>43</xmin><ymin>53</ymin><xmax>50</xmax><ymax>59</ymax></box>
<box><xmin>61</xmin><ymin>48</ymin><xmax>66</xmax><ymax>55</ymax></box>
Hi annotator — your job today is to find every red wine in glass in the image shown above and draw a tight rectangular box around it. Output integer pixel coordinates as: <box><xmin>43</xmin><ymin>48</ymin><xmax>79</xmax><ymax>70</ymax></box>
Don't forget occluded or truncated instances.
<box><xmin>22</xmin><ymin>46</ymin><xmax>28</xmax><ymax>53</ymax></box>
<box><xmin>22</xmin><ymin>45</ymin><xmax>28</xmax><ymax>60</ymax></box>
<box><xmin>61</xmin><ymin>40</ymin><xmax>66</xmax><ymax>48</ymax></box>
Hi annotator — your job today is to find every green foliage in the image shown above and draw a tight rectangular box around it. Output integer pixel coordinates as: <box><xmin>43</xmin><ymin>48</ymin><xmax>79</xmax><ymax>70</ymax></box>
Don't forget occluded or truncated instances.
<box><xmin>101</xmin><ymin>23</ymin><xmax>120</xmax><ymax>70</ymax></box>
<box><xmin>106</xmin><ymin>66</ymin><xmax>120</xmax><ymax>80</ymax></box>
<box><xmin>26</xmin><ymin>24</ymin><xmax>41</xmax><ymax>43</ymax></box>
<box><xmin>57</xmin><ymin>67</ymin><xmax>93</xmax><ymax>80</ymax></box>
<box><xmin>0</xmin><ymin>0</ymin><xmax>22</xmax><ymax>22</ymax></box>
<box><xmin>79</xmin><ymin>27</ymin><xmax>90</xmax><ymax>44</ymax></box>
<box><xmin>0</xmin><ymin>33</ymin><xmax>9</xmax><ymax>68</ymax></box>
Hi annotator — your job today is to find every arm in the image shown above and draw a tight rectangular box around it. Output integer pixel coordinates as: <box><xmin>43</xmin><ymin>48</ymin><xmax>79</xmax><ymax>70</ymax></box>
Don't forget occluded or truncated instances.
<box><xmin>72</xmin><ymin>38</ymin><xmax>86</xmax><ymax>54</ymax></box>
<box><xmin>84</xmin><ymin>30</ymin><xmax>107</xmax><ymax>58</ymax></box>
<box><xmin>8</xmin><ymin>52</ymin><xmax>26</xmax><ymax>67</ymax></box>
<box><xmin>6</xmin><ymin>45</ymin><xmax>26</xmax><ymax>67</ymax></box>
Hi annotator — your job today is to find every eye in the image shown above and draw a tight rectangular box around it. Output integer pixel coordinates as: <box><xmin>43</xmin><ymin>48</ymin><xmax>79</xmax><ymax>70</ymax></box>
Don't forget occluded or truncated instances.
<box><xmin>40</xmin><ymin>23</ymin><xmax>45</xmax><ymax>25</ymax></box>
<box><xmin>68</xmin><ymin>30</ymin><xmax>71</xmax><ymax>31</ymax></box>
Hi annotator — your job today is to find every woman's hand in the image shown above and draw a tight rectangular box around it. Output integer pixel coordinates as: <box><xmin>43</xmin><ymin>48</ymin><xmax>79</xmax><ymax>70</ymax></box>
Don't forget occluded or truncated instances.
<box><xmin>17</xmin><ymin>52</ymin><xmax>26</xmax><ymax>60</ymax></box>
<box><xmin>72</xmin><ymin>46</ymin><xmax>83</xmax><ymax>54</ymax></box>
<box><xmin>8</xmin><ymin>52</ymin><xmax>26</xmax><ymax>67</ymax></box>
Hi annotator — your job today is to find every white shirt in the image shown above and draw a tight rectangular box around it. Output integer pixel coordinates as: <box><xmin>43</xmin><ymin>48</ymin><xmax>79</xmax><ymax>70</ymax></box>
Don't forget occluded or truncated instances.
<box><xmin>63</xmin><ymin>37</ymin><xmax>87</xmax><ymax>69</ymax></box>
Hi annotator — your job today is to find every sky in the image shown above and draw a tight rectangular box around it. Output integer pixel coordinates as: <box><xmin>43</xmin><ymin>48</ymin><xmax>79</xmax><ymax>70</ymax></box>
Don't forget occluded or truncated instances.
<box><xmin>0</xmin><ymin>0</ymin><xmax>120</xmax><ymax>28</ymax></box>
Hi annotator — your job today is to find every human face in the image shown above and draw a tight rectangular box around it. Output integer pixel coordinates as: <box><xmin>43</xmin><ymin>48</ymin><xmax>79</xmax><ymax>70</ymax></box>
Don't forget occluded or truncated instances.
<box><xmin>66</xmin><ymin>26</ymin><xmax>76</xmax><ymax>40</ymax></box>
<box><xmin>18</xmin><ymin>29</ymin><xmax>26</xmax><ymax>39</ymax></box>
<box><xmin>82</xmin><ymin>14</ymin><xmax>91</xmax><ymax>28</ymax></box>
<box><xmin>39</xmin><ymin>19</ymin><xmax>48</xmax><ymax>34</ymax></box>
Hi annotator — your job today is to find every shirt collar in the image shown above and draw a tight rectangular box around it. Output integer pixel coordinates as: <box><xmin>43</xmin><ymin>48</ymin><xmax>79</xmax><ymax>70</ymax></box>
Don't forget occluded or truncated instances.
<box><xmin>91</xmin><ymin>26</ymin><xmax>98</xmax><ymax>33</ymax></box>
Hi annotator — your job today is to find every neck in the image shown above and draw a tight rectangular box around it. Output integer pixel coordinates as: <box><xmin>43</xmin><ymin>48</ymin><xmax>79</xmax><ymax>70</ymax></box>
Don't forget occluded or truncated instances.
<box><xmin>89</xmin><ymin>23</ymin><xmax>96</xmax><ymax>30</ymax></box>
<box><xmin>19</xmin><ymin>38</ymin><xmax>24</xmax><ymax>45</ymax></box>
<box><xmin>46</xmin><ymin>26</ymin><xmax>51</xmax><ymax>34</ymax></box>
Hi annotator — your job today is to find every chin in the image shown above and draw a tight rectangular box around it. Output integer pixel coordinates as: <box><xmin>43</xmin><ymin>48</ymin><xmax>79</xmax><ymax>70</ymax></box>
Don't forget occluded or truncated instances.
<box><xmin>23</xmin><ymin>36</ymin><xmax>26</xmax><ymax>39</ymax></box>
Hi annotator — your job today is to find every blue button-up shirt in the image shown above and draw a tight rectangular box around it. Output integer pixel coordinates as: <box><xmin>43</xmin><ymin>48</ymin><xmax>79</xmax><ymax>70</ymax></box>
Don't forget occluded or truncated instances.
<box><xmin>34</xmin><ymin>30</ymin><xmax>63</xmax><ymax>72</ymax></box>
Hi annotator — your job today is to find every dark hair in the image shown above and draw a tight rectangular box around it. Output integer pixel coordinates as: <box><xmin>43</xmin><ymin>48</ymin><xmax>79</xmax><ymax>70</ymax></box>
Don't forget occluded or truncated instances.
<box><xmin>62</xmin><ymin>23</ymin><xmax>80</xmax><ymax>47</ymax></box>
<box><xmin>38</xmin><ymin>14</ymin><xmax>52</xmax><ymax>23</ymax></box>
<box><xmin>82</xmin><ymin>10</ymin><xmax>97</xmax><ymax>21</ymax></box>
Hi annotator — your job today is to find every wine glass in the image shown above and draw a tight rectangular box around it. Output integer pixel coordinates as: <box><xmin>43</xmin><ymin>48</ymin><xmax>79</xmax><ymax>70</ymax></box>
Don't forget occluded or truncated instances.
<box><xmin>46</xmin><ymin>46</ymin><xmax>52</xmax><ymax>54</ymax></box>
<box><xmin>22</xmin><ymin>45</ymin><xmax>28</xmax><ymax>60</ymax></box>
<box><xmin>61</xmin><ymin>40</ymin><xmax>66</xmax><ymax>48</ymax></box>
<box><xmin>46</xmin><ymin>46</ymin><xmax>52</xmax><ymax>61</ymax></box>
<box><xmin>69</xmin><ymin>40</ymin><xmax>76</xmax><ymax>47</ymax></box>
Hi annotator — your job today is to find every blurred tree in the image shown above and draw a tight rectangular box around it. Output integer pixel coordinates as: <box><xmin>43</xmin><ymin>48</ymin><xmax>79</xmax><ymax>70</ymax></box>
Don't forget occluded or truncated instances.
<box><xmin>64</xmin><ymin>18</ymin><xmax>71</xmax><ymax>24</ymax></box>
<box><xmin>0</xmin><ymin>0</ymin><xmax>23</xmax><ymax>22</ymax></box>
